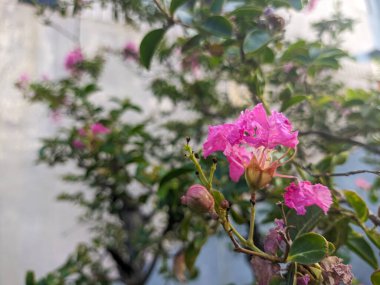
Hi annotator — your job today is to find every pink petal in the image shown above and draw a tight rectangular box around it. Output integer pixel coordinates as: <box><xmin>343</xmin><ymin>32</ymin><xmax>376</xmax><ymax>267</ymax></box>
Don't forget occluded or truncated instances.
<box><xmin>223</xmin><ymin>144</ymin><xmax>252</xmax><ymax>182</ymax></box>
<box><xmin>65</xmin><ymin>48</ymin><xmax>84</xmax><ymax>71</ymax></box>
<box><xmin>91</xmin><ymin>123</ymin><xmax>110</xmax><ymax>135</ymax></box>
<box><xmin>202</xmin><ymin>123</ymin><xmax>242</xmax><ymax>157</ymax></box>
<box><xmin>284</xmin><ymin>181</ymin><xmax>332</xmax><ymax>215</ymax></box>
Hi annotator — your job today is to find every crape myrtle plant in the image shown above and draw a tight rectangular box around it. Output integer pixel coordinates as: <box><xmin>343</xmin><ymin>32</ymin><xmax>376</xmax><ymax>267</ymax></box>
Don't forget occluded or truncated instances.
<box><xmin>17</xmin><ymin>0</ymin><xmax>380</xmax><ymax>284</ymax></box>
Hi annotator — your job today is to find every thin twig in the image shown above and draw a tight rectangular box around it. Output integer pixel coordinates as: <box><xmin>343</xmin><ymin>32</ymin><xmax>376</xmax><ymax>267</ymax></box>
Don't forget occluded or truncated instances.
<box><xmin>294</xmin><ymin>162</ymin><xmax>380</xmax><ymax>177</ymax></box>
<box><xmin>300</xmin><ymin>130</ymin><xmax>380</xmax><ymax>155</ymax></box>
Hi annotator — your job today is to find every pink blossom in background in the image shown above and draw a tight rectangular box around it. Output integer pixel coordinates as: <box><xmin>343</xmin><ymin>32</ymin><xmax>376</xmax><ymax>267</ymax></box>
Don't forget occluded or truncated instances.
<box><xmin>90</xmin><ymin>123</ymin><xmax>110</xmax><ymax>135</ymax></box>
<box><xmin>202</xmin><ymin>103</ymin><xmax>298</xmax><ymax>181</ymax></box>
<box><xmin>50</xmin><ymin>109</ymin><xmax>62</xmax><ymax>123</ymax></box>
<box><xmin>73</xmin><ymin>139</ymin><xmax>85</xmax><ymax>149</ymax></box>
<box><xmin>264</xmin><ymin>219</ymin><xmax>286</xmax><ymax>254</ymax></box>
<box><xmin>16</xmin><ymin>73</ymin><xmax>30</xmax><ymax>89</ymax></box>
<box><xmin>284</xmin><ymin>181</ymin><xmax>332</xmax><ymax>215</ymax></box>
<box><xmin>306</xmin><ymin>0</ymin><xmax>319</xmax><ymax>12</ymax></box>
<box><xmin>65</xmin><ymin>48</ymin><xmax>84</xmax><ymax>72</ymax></box>
<box><xmin>297</xmin><ymin>274</ymin><xmax>310</xmax><ymax>285</ymax></box>
<box><xmin>283</xmin><ymin>62</ymin><xmax>294</xmax><ymax>73</ymax></box>
<box><xmin>355</xmin><ymin>178</ymin><xmax>371</xmax><ymax>191</ymax></box>
<box><xmin>78</xmin><ymin>128</ymin><xmax>87</xmax><ymax>137</ymax></box>
<box><xmin>123</xmin><ymin>42</ymin><xmax>139</xmax><ymax>60</ymax></box>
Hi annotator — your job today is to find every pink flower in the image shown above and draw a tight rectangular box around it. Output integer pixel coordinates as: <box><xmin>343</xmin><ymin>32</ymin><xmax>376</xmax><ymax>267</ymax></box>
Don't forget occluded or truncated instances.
<box><xmin>90</xmin><ymin>123</ymin><xmax>110</xmax><ymax>135</ymax></box>
<box><xmin>355</xmin><ymin>178</ymin><xmax>371</xmax><ymax>191</ymax></box>
<box><xmin>73</xmin><ymin>139</ymin><xmax>85</xmax><ymax>149</ymax></box>
<box><xmin>181</xmin><ymin>184</ymin><xmax>215</xmax><ymax>214</ymax></box>
<box><xmin>297</xmin><ymin>275</ymin><xmax>310</xmax><ymax>285</ymax></box>
<box><xmin>203</xmin><ymin>103</ymin><xmax>298</xmax><ymax>182</ymax></box>
<box><xmin>123</xmin><ymin>42</ymin><xmax>139</xmax><ymax>61</ymax></box>
<box><xmin>15</xmin><ymin>73</ymin><xmax>30</xmax><ymax>90</ymax></box>
<box><xmin>284</xmin><ymin>181</ymin><xmax>332</xmax><ymax>215</ymax></box>
<box><xmin>264</xmin><ymin>219</ymin><xmax>286</xmax><ymax>254</ymax></box>
<box><xmin>306</xmin><ymin>0</ymin><xmax>319</xmax><ymax>12</ymax></box>
<box><xmin>78</xmin><ymin>128</ymin><xmax>87</xmax><ymax>137</ymax></box>
<box><xmin>65</xmin><ymin>48</ymin><xmax>84</xmax><ymax>72</ymax></box>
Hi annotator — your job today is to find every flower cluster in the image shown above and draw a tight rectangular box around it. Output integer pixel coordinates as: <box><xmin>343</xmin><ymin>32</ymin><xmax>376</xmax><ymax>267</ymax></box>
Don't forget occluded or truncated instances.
<box><xmin>65</xmin><ymin>48</ymin><xmax>84</xmax><ymax>74</ymax></box>
<box><xmin>202</xmin><ymin>104</ymin><xmax>332</xmax><ymax>216</ymax></box>
<box><xmin>73</xmin><ymin>123</ymin><xmax>110</xmax><ymax>149</ymax></box>
<box><xmin>203</xmin><ymin>104</ymin><xmax>298</xmax><ymax>183</ymax></box>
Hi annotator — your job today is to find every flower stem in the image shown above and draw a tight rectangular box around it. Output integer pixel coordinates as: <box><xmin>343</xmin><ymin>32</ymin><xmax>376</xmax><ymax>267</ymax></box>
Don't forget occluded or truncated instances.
<box><xmin>184</xmin><ymin>144</ymin><xmax>209</xmax><ymax>188</ymax></box>
<box><xmin>248</xmin><ymin>193</ymin><xmax>256</xmax><ymax>246</ymax></box>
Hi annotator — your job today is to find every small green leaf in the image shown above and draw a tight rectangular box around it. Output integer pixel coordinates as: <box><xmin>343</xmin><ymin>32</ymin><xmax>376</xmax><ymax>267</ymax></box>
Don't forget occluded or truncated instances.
<box><xmin>170</xmin><ymin>0</ymin><xmax>188</xmax><ymax>15</ymax></box>
<box><xmin>343</xmin><ymin>190</ymin><xmax>369</xmax><ymax>222</ymax></box>
<box><xmin>181</xmin><ymin>34</ymin><xmax>203</xmax><ymax>52</ymax></box>
<box><xmin>347</xmin><ymin>230</ymin><xmax>378</xmax><ymax>269</ymax></box>
<box><xmin>25</xmin><ymin>271</ymin><xmax>36</xmax><ymax>285</ymax></box>
<box><xmin>280</xmin><ymin>95</ymin><xmax>308</xmax><ymax>112</ymax></box>
<box><xmin>327</xmin><ymin>242</ymin><xmax>336</xmax><ymax>255</ymax></box>
<box><xmin>202</xmin><ymin>16</ymin><xmax>233</xmax><ymax>38</ymax></box>
<box><xmin>287</xmin><ymin>233</ymin><xmax>328</xmax><ymax>264</ymax></box>
<box><xmin>243</xmin><ymin>30</ymin><xmax>271</xmax><ymax>54</ymax></box>
<box><xmin>140</xmin><ymin>28</ymin><xmax>166</xmax><ymax>69</ymax></box>
<box><xmin>372</xmin><ymin>270</ymin><xmax>380</xmax><ymax>285</ymax></box>
<box><xmin>364</xmin><ymin>227</ymin><xmax>380</xmax><ymax>249</ymax></box>
<box><xmin>230</xmin><ymin>5</ymin><xmax>262</xmax><ymax>17</ymax></box>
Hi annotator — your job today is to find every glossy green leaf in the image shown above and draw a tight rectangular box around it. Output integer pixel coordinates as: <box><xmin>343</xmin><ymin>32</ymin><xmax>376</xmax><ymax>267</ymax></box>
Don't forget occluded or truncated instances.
<box><xmin>372</xmin><ymin>270</ymin><xmax>380</xmax><ymax>285</ymax></box>
<box><xmin>344</xmin><ymin>190</ymin><xmax>369</xmax><ymax>222</ymax></box>
<box><xmin>170</xmin><ymin>0</ymin><xmax>188</xmax><ymax>15</ymax></box>
<box><xmin>202</xmin><ymin>16</ymin><xmax>233</xmax><ymax>38</ymax></box>
<box><xmin>287</xmin><ymin>233</ymin><xmax>328</xmax><ymax>264</ymax></box>
<box><xmin>327</xmin><ymin>242</ymin><xmax>336</xmax><ymax>255</ymax></box>
<box><xmin>280</xmin><ymin>95</ymin><xmax>308</xmax><ymax>111</ymax></box>
<box><xmin>347</xmin><ymin>230</ymin><xmax>378</xmax><ymax>269</ymax></box>
<box><xmin>243</xmin><ymin>30</ymin><xmax>271</xmax><ymax>54</ymax></box>
<box><xmin>140</xmin><ymin>28</ymin><xmax>166</xmax><ymax>69</ymax></box>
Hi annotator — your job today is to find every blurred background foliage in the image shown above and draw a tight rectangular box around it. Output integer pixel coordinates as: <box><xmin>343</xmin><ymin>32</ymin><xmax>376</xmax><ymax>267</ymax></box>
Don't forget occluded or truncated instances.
<box><xmin>19</xmin><ymin>0</ymin><xmax>380</xmax><ymax>284</ymax></box>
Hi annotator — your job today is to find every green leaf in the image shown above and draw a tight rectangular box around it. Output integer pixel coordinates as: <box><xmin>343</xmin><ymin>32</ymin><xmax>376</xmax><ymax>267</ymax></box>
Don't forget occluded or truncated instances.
<box><xmin>202</xmin><ymin>16</ymin><xmax>233</xmax><ymax>38</ymax></box>
<box><xmin>25</xmin><ymin>271</ymin><xmax>35</xmax><ymax>285</ymax></box>
<box><xmin>287</xmin><ymin>233</ymin><xmax>328</xmax><ymax>264</ymax></box>
<box><xmin>181</xmin><ymin>34</ymin><xmax>203</xmax><ymax>52</ymax></box>
<box><xmin>243</xmin><ymin>30</ymin><xmax>271</xmax><ymax>54</ymax></box>
<box><xmin>372</xmin><ymin>270</ymin><xmax>380</xmax><ymax>285</ymax></box>
<box><xmin>343</xmin><ymin>190</ymin><xmax>369</xmax><ymax>222</ymax></box>
<box><xmin>170</xmin><ymin>0</ymin><xmax>187</xmax><ymax>15</ymax></box>
<box><xmin>140</xmin><ymin>28</ymin><xmax>166</xmax><ymax>69</ymax></box>
<box><xmin>280</xmin><ymin>95</ymin><xmax>308</xmax><ymax>112</ymax></box>
<box><xmin>289</xmin><ymin>0</ymin><xmax>303</xmax><ymax>10</ymax></box>
<box><xmin>347</xmin><ymin>230</ymin><xmax>378</xmax><ymax>269</ymax></box>
<box><xmin>210</xmin><ymin>0</ymin><xmax>224</xmax><ymax>13</ymax></box>
<box><xmin>230</xmin><ymin>5</ymin><xmax>262</xmax><ymax>17</ymax></box>
<box><xmin>185</xmin><ymin>237</ymin><xmax>207</xmax><ymax>271</ymax></box>
<box><xmin>327</xmin><ymin>242</ymin><xmax>336</xmax><ymax>255</ymax></box>
<box><xmin>364</xmin><ymin>227</ymin><xmax>380</xmax><ymax>249</ymax></box>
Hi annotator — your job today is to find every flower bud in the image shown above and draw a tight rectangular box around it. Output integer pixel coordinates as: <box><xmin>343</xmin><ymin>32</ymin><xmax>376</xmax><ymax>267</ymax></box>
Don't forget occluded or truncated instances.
<box><xmin>181</xmin><ymin>184</ymin><xmax>214</xmax><ymax>214</ymax></box>
<box><xmin>245</xmin><ymin>155</ymin><xmax>276</xmax><ymax>191</ymax></box>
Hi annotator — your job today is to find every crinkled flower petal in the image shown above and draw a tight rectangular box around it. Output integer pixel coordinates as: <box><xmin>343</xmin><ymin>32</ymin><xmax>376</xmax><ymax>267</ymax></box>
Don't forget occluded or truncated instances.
<box><xmin>284</xmin><ymin>181</ymin><xmax>332</xmax><ymax>215</ymax></box>
<box><xmin>203</xmin><ymin>123</ymin><xmax>242</xmax><ymax>157</ymax></box>
<box><xmin>237</xmin><ymin>104</ymin><xmax>298</xmax><ymax>149</ymax></box>
<box><xmin>65</xmin><ymin>48</ymin><xmax>84</xmax><ymax>71</ymax></box>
